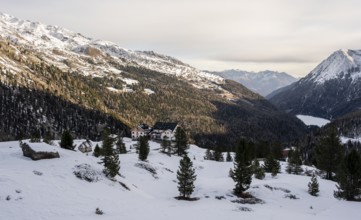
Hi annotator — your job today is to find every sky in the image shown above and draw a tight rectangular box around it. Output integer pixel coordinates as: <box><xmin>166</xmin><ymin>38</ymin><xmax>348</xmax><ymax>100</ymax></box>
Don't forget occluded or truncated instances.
<box><xmin>1</xmin><ymin>0</ymin><xmax>361</xmax><ymax>77</ymax></box>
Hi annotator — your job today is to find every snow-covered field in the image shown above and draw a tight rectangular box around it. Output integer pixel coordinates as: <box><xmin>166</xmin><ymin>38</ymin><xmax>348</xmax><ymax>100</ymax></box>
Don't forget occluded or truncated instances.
<box><xmin>297</xmin><ymin>115</ymin><xmax>330</xmax><ymax>127</ymax></box>
<box><xmin>0</xmin><ymin>139</ymin><xmax>359</xmax><ymax>220</ymax></box>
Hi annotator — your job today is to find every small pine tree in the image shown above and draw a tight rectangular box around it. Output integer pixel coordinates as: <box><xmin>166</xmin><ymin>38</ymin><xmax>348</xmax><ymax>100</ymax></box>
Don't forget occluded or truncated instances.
<box><xmin>138</xmin><ymin>136</ymin><xmax>150</xmax><ymax>161</ymax></box>
<box><xmin>177</xmin><ymin>154</ymin><xmax>197</xmax><ymax>199</ymax></box>
<box><xmin>286</xmin><ymin>148</ymin><xmax>303</xmax><ymax>175</ymax></box>
<box><xmin>226</xmin><ymin>151</ymin><xmax>233</xmax><ymax>162</ymax></box>
<box><xmin>263</xmin><ymin>154</ymin><xmax>280</xmax><ymax>176</ymax></box>
<box><xmin>308</xmin><ymin>173</ymin><xmax>319</xmax><ymax>196</ymax></box>
<box><xmin>59</xmin><ymin>130</ymin><xmax>75</xmax><ymax>150</ymax></box>
<box><xmin>204</xmin><ymin>148</ymin><xmax>213</xmax><ymax>160</ymax></box>
<box><xmin>174</xmin><ymin>127</ymin><xmax>188</xmax><ymax>156</ymax></box>
<box><xmin>213</xmin><ymin>146</ymin><xmax>224</xmax><ymax>162</ymax></box>
<box><xmin>93</xmin><ymin>144</ymin><xmax>101</xmax><ymax>157</ymax></box>
<box><xmin>101</xmin><ymin>131</ymin><xmax>119</xmax><ymax>178</ymax></box>
<box><xmin>116</xmin><ymin>136</ymin><xmax>127</xmax><ymax>154</ymax></box>
<box><xmin>161</xmin><ymin>136</ymin><xmax>171</xmax><ymax>154</ymax></box>
<box><xmin>253</xmin><ymin>159</ymin><xmax>265</xmax><ymax>180</ymax></box>
<box><xmin>230</xmin><ymin>139</ymin><xmax>253</xmax><ymax>196</ymax></box>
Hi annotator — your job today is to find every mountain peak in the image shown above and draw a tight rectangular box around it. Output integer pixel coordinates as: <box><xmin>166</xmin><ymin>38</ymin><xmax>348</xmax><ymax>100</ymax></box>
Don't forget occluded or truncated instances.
<box><xmin>308</xmin><ymin>49</ymin><xmax>361</xmax><ymax>84</ymax></box>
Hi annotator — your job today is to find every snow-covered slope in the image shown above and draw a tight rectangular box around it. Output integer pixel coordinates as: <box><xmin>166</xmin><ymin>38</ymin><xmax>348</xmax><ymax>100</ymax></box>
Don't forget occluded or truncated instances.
<box><xmin>296</xmin><ymin>115</ymin><xmax>330</xmax><ymax>127</ymax></box>
<box><xmin>0</xmin><ymin>139</ymin><xmax>359</xmax><ymax>220</ymax></box>
<box><xmin>0</xmin><ymin>12</ymin><xmax>224</xmax><ymax>89</ymax></box>
<box><xmin>308</xmin><ymin>49</ymin><xmax>361</xmax><ymax>84</ymax></box>
<box><xmin>211</xmin><ymin>70</ymin><xmax>297</xmax><ymax>96</ymax></box>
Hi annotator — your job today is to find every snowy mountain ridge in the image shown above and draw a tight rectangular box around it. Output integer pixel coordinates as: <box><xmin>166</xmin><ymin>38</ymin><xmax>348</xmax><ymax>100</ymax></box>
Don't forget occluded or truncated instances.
<box><xmin>0</xmin><ymin>12</ymin><xmax>224</xmax><ymax>89</ymax></box>
<box><xmin>308</xmin><ymin>49</ymin><xmax>361</xmax><ymax>84</ymax></box>
<box><xmin>268</xmin><ymin>49</ymin><xmax>361</xmax><ymax>119</ymax></box>
<box><xmin>211</xmin><ymin>69</ymin><xmax>297</xmax><ymax>96</ymax></box>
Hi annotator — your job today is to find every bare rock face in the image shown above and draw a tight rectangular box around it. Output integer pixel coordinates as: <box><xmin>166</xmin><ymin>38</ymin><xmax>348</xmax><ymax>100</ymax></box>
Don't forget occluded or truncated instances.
<box><xmin>20</xmin><ymin>142</ymin><xmax>60</xmax><ymax>160</ymax></box>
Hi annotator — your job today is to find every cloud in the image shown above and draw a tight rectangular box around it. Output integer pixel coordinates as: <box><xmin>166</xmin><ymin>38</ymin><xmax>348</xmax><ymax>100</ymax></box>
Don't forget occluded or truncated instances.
<box><xmin>1</xmin><ymin>0</ymin><xmax>361</xmax><ymax>76</ymax></box>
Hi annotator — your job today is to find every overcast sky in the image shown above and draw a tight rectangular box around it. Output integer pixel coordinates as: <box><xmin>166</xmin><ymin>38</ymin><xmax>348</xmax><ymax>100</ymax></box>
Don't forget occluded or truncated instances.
<box><xmin>1</xmin><ymin>0</ymin><xmax>361</xmax><ymax>77</ymax></box>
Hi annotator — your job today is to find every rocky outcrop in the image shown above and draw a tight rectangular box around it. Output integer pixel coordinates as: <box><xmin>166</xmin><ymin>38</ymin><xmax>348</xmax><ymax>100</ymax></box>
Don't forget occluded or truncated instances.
<box><xmin>20</xmin><ymin>142</ymin><xmax>60</xmax><ymax>160</ymax></box>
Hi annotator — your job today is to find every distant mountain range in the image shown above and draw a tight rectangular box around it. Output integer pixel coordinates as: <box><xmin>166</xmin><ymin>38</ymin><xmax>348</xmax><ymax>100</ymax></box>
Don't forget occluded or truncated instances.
<box><xmin>209</xmin><ymin>70</ymin><xmax>297</xmax><ymax>96</ymax></box>
<box><xmin>0</xmin><ymin>12</ymin><xmax>307</xmax><ymax>145</ymax></box>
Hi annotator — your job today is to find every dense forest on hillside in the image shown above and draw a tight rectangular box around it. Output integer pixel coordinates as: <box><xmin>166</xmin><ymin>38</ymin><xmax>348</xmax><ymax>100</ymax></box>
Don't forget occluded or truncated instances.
<box><xmin>0</xmin><ymin>38</ymin><xmax>307</xmax><ymax>146</ymax></box>
<box><xmin>0</xmin><ymin>83</ymin><xmax>129</xmax><ymax>141</ymax></box>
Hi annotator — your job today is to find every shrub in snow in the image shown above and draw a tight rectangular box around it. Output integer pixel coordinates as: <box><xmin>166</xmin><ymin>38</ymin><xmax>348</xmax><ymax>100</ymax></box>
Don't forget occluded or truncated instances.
<box><xmin>135</xmin><ymin>162</ymin><xmax>158</xmax><ymax>179</ymax></box>
<box><xmin>235</xmin><ymin>207</ymin><xmax>253</xmax><ymax>212</ymax></box>
<box><xmin>253</xmin><ymin>160</ymin><xmax>265</xmax><ymax>180</ymax></box>
<box><xmin>231</xmin><ymin>197</ymin><xmax>265</xmax><ymax>205</ymax></box>
<box><xmin>33</xmin><ymin>170</ymin><xmax>43</xmax><ymax>176</ymax></box>
<box><xmin>308</xmin><ymin>173</ymin><xmax>319</xmax><ymax>196</ymax></box>
<box><xmin>73</xmin><ymin>164</ymin><xmax>101</xmax><ymax>182</ymax></box>
<box><xmin>95</xmin><ymin>208</ymin><xmax>103</xmax><ymax>215</ymax></box>
<box><xmin>284</xmin><ymin>194</ymin><xmax>299</xmax><ymax>199</ymax></box>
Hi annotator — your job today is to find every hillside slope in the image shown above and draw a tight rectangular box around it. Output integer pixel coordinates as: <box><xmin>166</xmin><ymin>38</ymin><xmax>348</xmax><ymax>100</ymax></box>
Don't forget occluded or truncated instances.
<box><xmin>0</xmin><ymin>139</ymin><xmax>359</xmax><ymax>220</ymax></box>
<box><xmin>0</xmin><ymin>12</ymin><xmax>307</xmax><ymax>145</ymax></box>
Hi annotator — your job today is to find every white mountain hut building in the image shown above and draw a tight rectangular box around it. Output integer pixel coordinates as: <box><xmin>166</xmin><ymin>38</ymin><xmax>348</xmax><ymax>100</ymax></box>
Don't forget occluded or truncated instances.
<box><xmin>150</xmin><ymin>122</ymin><xmax>178</xmax><ymax>141</ymax></box>
<box><xmin>131</xmin><ymin>123</ymin><xmax>152</xmax><ymax>140</ymax></box>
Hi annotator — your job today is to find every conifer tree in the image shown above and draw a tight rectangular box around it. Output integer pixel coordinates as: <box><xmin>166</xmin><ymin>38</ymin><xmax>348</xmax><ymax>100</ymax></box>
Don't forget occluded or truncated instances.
<box><xmin>60</xmin><ymin>130</ymin><xmax>75</xmax><ymax>150</ymax></box>
<box><xmin>308</xmin><ymin>173</ymin><xmax>319</xmax><ymax>196</ymax></box>
<box><xmin>161</xmin><ymin>136</ymin><xmax>171</xmax><ymax>154</ymax></box>
<box><xmin>138</xmin><ymin>136</ymin><xmax>150</xmax><ymax>161</ymax></box>
<box><xmin>93</xmin><ymin>144</ymin><xmax>101</xmax><ymax>157</ymax></box>
<box><xmin>204</xmin><ymin>148</ymin><xmax>214</xmax><ymax>160</ymax></box>
<box><xmin>116</xmin><ymin>136</ymin><xmax>127</xmax><ymax>154</ymax></box>
<box><xmin>230</xmin><ymin>139</ymin><xmax>253</xmax><ymax>196</ymax></box>
<box><xmin>286</xmin><ymin>148</ymin><xmax>303</xmax><ymax>175</ymax></box>
<box><xmin>253</xmin><ymin>159</ymin><xmax>265</xmax><ymax>180</ymax></box>
<box><xmin>263</xmin><ymin>154</ymin><xmax>280</xmax><ymax>176</ymax></box>
<box><xmin>315</xmin><ymin>128</ymin><xmax>343</xmax><ymax>180</ymax></box>
<box><xmin>334</xmin><ymin>149</ymin><xmax>361</xmax><ymax>201</ymax></box>
<box><xmin>213</xmin><ymin>146</ymin><xmax>224</xmax><ymax>162</ymax></box>
<box><xmin>226</xmin><ymin>151</ymin><xmax>233</xmax><ymax>162</ymax></box>
<box><xmin>101</xmin><ymin>131</ymin><xmax>119</xmax><ymax>178</ymax></box>
<box><xmin>174</xmin><ymin>127</ymin><xmax>188</xmax><ymax>156</ymax></box>
<box><xmin>177</xmin><ymin>154</ymin><xmax>197</xmax><ymax>199</ymax></box>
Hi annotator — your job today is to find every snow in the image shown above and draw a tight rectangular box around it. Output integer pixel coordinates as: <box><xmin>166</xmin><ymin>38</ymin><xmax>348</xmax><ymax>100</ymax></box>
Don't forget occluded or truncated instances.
<box><xmin>0</xmin><ymin>12</ymin><xmax>225</xmax><ymax>91</ymax></box>
<box><xmin>121</xmin><ymin>78</ymin><xmax>139</xmax><ymax>85</ymax></box>
<box><xmin>308</xmin><ymin>49</ymin><xmax>361</xmax><ymax>84</ymax></box>
<box><xmin>297</xmin><ymin>115</ymin><xmax>330</xmax><ymax>127</ymax></box>
<box><xmin>106</xmin><ymin>87</ymin><xmax>122</xmax><ymax>93</ymax></box>
<box><xmin>340</xmin><ymin>136</ymin><xmax>361</xmax><ymax>144</ymax></box>
<box><xmin>144</xmin><ymin>88</ymin><xmax>155</xmax><ymax>95</ymax></box>
<box><xmin>0</xmin><ymin>138</ymin><xmax>359</xmax><ymax>220</ymax></box>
